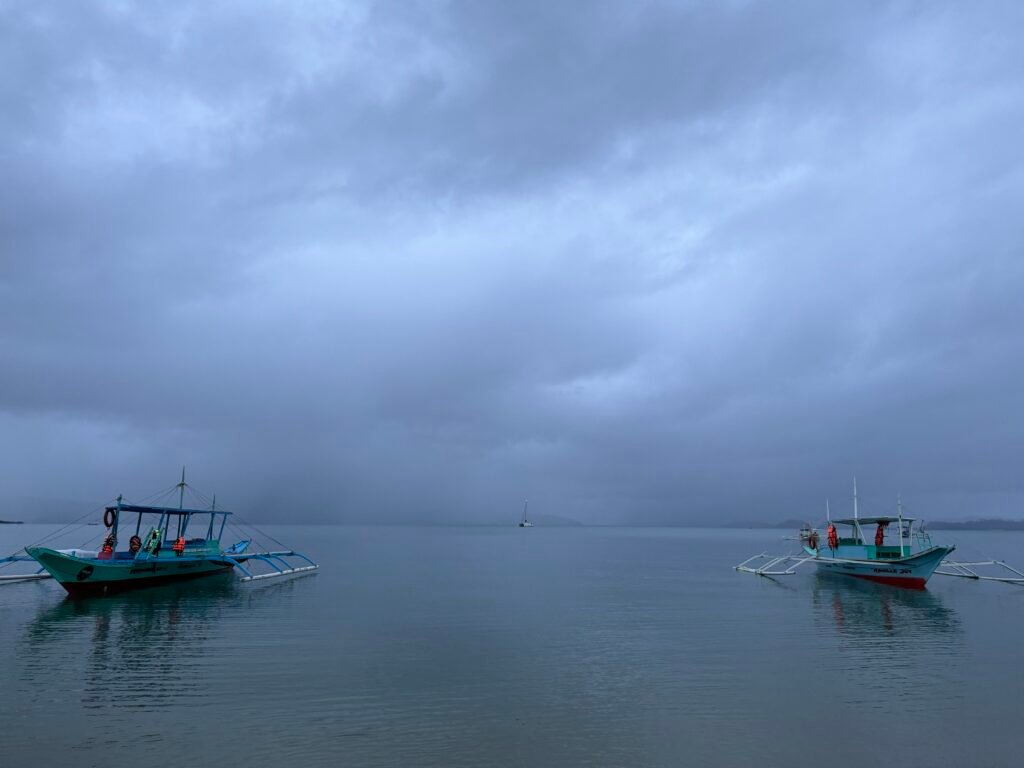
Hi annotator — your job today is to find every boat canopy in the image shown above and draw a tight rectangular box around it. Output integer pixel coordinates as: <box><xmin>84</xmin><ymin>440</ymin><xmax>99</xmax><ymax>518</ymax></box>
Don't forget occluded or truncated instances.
<box><xmin>105</xmin><ymin>497</ymin><xmax>232</xmax><ymax>544</ymax></box>
<box><xmin>107</xmin><ymin>503</ymin><xmax>232</xmax><ymax>517</ymax></box>
<box><xmin>831</xmin><ymin>516</ymin><xmax>915</xmax><ymax>525</ymax></box>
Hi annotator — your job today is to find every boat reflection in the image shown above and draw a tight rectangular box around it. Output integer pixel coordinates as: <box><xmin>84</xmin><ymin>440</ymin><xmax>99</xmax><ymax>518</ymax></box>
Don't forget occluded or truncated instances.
<box><xmin>19</xmin><ymin>574</ymin><xmax>313</xmax><ymax>713</ymax></box>
<box><xmin>807</xmin><ymin>575</ymin><xmax>967</xmax><ymax>710</ymax></box>
<box><xmin>811</xmin><ymin>573</ymin><xmax>962</xmax><ymax>644</ymax></box>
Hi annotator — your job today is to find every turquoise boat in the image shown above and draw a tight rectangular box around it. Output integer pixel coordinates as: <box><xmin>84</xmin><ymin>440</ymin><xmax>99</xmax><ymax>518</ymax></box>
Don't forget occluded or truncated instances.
<box><xmin>736</xmin><ymin>481</ymin><xmax>1024</xmax><ymax>588</ymax></box>
<box><xmin>800</xmin><ymin>514</ymin><xmax>952</xmax><ymax>589</ymax></box>
<box><xmin>738</xmin><ymin>511</ymin><xmax>951</xmax><ymax>589</ymax></box>
<box><xmin>2</xmin><ymin>474</ymin><xmax>318</xmax><ymax>596</ymax></box>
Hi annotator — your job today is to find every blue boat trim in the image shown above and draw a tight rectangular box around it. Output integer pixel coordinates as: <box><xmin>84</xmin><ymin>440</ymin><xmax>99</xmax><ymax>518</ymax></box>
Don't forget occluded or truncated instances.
<box><xmin>218</xmin><ymin>550</ymin><xmax>320</xmax><ymax>582</ymax></box>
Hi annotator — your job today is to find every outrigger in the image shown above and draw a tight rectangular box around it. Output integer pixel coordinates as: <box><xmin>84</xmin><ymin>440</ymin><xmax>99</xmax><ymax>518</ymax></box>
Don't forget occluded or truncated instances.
<box><xmin>0</xmin><ymin>472</ymin><xmax>319</xmax><ymax>596</ymax></box>
<box><xmin>736</xmin><ymin>481</ymin><xmax>1024</xmax><ymax>589</ymax></box>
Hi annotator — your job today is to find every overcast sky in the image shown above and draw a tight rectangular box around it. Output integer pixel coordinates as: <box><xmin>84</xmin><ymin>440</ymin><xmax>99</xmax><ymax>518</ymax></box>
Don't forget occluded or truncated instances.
<box><xmin>2</xmin><ymin>0</ymin><xmax>1022</xmax><ymax>523</ymax></box>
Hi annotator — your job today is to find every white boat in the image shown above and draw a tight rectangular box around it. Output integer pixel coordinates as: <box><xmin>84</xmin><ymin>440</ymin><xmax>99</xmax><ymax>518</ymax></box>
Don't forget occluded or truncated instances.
<box><xmin>518</xmin><ymin>500</ymin><xmax>533</xmax><ymax>528</ymax></box>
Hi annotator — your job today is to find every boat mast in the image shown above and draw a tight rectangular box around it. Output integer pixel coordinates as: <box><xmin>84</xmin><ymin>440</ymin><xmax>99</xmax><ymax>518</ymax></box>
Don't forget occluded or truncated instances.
<box><xmin>897</xmin><ymin>492</ymin><xmax>904</xmax><ymax>554</ymax></box>
<box><xmin>522</xmin><ymin>499</ymin><xmax>529</xmax><ymax>524</ymax></box>
<box><xmin>176</xmin><ymin>467</ymin><xmax>186</xmax><ymax>539</ymax></box>
<box><xmin>853</xmin><ymin>477</ymin><xmax>858</xmax><ymax>520</ymax></box>
<box><xmin>178</xmin><ymin>466</ymin><xmax>186</xmax><ymax>510</ymax></box>
<box><xmin>853</xmin><ymin>477</ymin><xmax>862</xmax><ymax>543</ymax></box>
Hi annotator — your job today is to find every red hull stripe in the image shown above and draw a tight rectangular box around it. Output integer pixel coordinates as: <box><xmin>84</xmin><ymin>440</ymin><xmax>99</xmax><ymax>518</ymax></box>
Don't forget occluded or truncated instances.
<box><xmin>847</xmin><ymin>573</ymin><xmax>927</xmax><ymax>590</ymax></box>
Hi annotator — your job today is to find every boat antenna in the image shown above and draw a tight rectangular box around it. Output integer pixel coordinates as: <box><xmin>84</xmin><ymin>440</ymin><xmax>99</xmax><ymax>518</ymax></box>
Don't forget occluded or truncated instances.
<box><xmin>212</xmin><ymin>493</ymin><xmax>216</xmax><ymax>512</ymax></box>
<box><xmin>178</xmin><ymin>466</ymin><xmax>186</xmax><ymax>510</ymax></box>
<box><xmin>523</xmin><ymin>499</ymin><xmax>529</xmax><ymax>522</ymax></box>
<box><xmin>826</xmin><ymin>498</ymin><xmax>831</xmax><ymax>523</ymax></box>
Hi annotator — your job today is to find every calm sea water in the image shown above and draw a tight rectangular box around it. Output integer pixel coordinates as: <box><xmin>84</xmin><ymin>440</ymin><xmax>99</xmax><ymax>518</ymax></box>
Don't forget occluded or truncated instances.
<box><xmin>2</xmin><ymin>524</ymin><xmax>1023</xmax><ymax>767</ymax></box>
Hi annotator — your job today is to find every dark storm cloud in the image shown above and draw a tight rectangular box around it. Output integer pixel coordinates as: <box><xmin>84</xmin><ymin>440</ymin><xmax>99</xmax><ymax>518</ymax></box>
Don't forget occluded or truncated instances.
<box><xmin>1</xmin><ymin>0</ymin><xmax>1022</xmax><ymax>522</ymax></box>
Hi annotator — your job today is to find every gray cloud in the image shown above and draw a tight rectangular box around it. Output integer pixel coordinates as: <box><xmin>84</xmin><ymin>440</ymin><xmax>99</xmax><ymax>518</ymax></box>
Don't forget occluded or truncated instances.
<box><xmin>1</xmin><ymin>0</ymin><xmax>1022</xmax><ymax>523</ymax></box>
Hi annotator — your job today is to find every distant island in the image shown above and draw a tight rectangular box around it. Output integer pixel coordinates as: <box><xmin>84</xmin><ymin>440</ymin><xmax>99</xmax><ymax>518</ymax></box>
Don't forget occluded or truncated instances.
<box><xmin>0</xmin><ymin>519</ymin><xmax>24</xmax><ymax>524</ymax></box>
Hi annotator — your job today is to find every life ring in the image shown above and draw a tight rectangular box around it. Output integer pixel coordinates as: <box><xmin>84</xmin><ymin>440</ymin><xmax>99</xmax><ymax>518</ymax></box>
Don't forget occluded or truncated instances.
<box><xmin>103</xmin><ymin>507</ymin><xmax>116</xmax><ymax>528</ymax></box>
<box><xmin>129</xmin><ymin>535</ymin><xmax>142</xmax><ymax>553</ymax></box>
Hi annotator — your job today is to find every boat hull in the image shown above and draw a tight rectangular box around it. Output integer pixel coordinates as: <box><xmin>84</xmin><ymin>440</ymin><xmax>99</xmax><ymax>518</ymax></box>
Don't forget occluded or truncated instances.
<box><xmin>26</xmin><ymin>547</ymin><xmax>234</xmax><ymax>597</ymax></box>
<box><xmin>805</xmin><ymin>545</ymin><xmax>954</xmax><ymax>589</ymax></box>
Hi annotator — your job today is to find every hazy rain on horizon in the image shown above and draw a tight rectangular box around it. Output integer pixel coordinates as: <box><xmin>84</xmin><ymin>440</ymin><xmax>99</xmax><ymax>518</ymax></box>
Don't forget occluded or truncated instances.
<box><xmin>2</xmin><ymin>1</ymin><xmax>1022</xmax><ymax>525</ymax></box>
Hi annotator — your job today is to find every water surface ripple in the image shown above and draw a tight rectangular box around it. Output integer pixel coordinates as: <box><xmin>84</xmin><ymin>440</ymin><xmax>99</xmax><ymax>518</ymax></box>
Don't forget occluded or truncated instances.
<box><xmin>2</xmin><ymin>525</ymin><xmax>1022</xmax><ymax>767</ymax></box>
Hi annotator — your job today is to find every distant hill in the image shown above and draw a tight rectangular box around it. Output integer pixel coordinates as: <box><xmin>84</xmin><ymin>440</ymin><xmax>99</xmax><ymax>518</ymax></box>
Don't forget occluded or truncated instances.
<box><xmin>0</xmin><ymin>519</ymin><xmax>24</xmax><ymax>524</ymax></box>
<box><xmin>729</xmin><ymin>519</ymin><xmax>819</xmax><ymax>529</ymax></box>
<box><xmin>927</xmin><ymin>519</ymin><xmax>1024</xmax><ymax>531</ymax></box>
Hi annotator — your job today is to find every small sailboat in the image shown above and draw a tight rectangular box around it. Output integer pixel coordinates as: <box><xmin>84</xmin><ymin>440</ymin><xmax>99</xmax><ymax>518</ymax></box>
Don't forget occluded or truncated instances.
<box><xmin>518</xmin><ymin>500</ymin><xmax>533</xmax><ymax>528</ymax></box>
<box><xmin>1</xmin><ymin>471</ymin><xmax>318</xmax><ymax>595</ymax></box>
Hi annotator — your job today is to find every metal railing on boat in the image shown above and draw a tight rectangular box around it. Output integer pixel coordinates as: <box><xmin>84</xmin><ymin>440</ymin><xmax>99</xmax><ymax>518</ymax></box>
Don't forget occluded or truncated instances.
<box><xmin>734</xmin><ymin>552</ymin><xmax>816</xmax><ymax>577</ymax></box>
<box><xmin>935</xmin><ymin>559</ymin><xmax>1024</xmax><ymax>585</ymax></box>
<box><xmin>0</xmin><ymin>554</ymin><xmax>52</xmax><ymax>584</ymax></box>
<box><xmin>219</xmin><ymin>550</ymin><xmax>320</xmax><ymax>582</ymax></box>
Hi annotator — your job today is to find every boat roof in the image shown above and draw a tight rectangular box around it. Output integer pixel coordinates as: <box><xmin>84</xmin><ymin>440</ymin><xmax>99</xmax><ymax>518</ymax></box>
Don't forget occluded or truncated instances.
<box><xmin>832</xmin><ymin>516</ymin><xmax>914</xmax><ymax>525</ymax></box>
<box><xmin>107</xmin><ymin>503</ymin><xmax>231</xmax><ymax>517</ymax></box>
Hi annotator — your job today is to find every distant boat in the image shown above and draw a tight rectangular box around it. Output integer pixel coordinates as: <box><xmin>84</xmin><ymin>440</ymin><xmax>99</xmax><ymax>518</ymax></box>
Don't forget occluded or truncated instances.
<box><xmin>518</xmin><ymin>500</ymin><xmax>533</xmax><ymax>528</ymax></box>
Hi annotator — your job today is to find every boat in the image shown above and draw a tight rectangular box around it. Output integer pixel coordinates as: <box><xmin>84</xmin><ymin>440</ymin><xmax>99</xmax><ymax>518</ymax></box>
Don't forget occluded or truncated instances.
<box><xmin>800</xmin><ymin>512</ymin><xmax>952</xmax><ymax>588</ymax></box>
<box><xmin>1</xmin><ymin>472</ymin><xmax>319</xmax><ymax>595</ymax></box>
<box><xmin>736</xmin><ymin>480</ymin><xmax>1024</xmax><ymax>588</ymax></box>
<box><xmin>518</xmin><ymin>500</ymin><xmax>533</xmax><ymax>528</ymax></box>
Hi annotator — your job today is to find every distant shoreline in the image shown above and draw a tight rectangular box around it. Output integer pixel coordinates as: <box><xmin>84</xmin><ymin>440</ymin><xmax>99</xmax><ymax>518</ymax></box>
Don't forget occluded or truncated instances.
<box><xmin>925</xmin><ymin>520</ymin><xmax>1024</xmax><ymax>531</ymax></box>
<box><xmin>0</xmin><ymin>520</ymin><xmax>24</xmax><ymax>525</ymax></box>
<box><xmin>731</xmin><ymin>518</ymin><xmax>1024</xmax><ymax>531</ymax></box>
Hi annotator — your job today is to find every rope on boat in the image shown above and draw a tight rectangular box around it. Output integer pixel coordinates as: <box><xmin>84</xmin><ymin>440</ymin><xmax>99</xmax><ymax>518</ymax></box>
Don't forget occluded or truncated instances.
<box><xmin>169</xmin><ymin>481</ymin><xmax>294</xmax><ymax>552</ymax></box>
<box><xmin>0</xmin><ymin>481</ymin><xmax>182</xmax><ymax>569</ymax></box>
<box><xmin>0</xmin><ymin>500</ymin><xmax>113</xmax><ymax>568</ymax></box>
<box><xmin>228</xmin><ymin>516</ymin><xmax>292</xmax><ymax>551</ymax></box>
